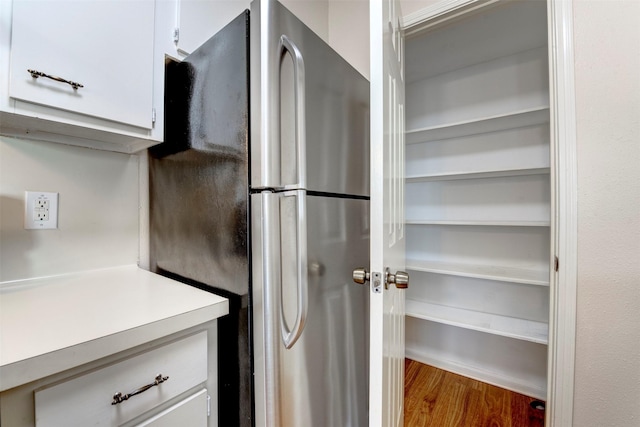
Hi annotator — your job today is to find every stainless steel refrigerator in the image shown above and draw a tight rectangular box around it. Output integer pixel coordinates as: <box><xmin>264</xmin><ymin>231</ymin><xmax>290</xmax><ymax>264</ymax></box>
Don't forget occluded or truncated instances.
<box><xmin>149</xmin><ymin>1</ymin><xmax>369</xmax><ymax>426</ymax></box>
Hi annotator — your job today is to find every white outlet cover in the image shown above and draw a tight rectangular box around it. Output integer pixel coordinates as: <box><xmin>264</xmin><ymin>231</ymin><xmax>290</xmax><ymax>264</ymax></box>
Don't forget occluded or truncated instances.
<box><xmin>25</xmin><ymin>191</ymin><xmax>59</xmax><ymax>230</ymax></box>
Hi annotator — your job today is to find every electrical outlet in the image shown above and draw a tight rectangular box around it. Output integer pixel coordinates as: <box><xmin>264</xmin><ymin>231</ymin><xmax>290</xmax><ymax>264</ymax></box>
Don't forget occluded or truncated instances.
<box><xmin>34</xmin><ymin>199</ymin><xmax>50</xmax><ymax>222</ymax></box>
<box><xmin>25</xmin><ymin>191</ymin><xmax>58</xmax><ymax>230</ymax></box>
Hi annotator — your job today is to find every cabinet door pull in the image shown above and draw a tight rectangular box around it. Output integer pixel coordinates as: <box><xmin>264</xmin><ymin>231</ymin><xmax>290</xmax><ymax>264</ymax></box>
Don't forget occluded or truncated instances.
<box><xmin>111</xmin><ymin>374</ymin><xmax>169</xmax><ymax>405</ymax></box>
<box><xmin>27</xmin><ymin>69</ymin><xmax>84</xmax><ymax>90</ymax></box>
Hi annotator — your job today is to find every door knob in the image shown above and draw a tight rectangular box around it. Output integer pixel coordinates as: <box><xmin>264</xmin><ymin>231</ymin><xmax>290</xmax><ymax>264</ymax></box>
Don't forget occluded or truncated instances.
<box><xmin>385</xmin><ymin>268</ymin><xmax>409</xmax><ymax>289</ymax></box>
<box><xmin>352</xmin><ymin>267</ymin><xmax>370</xmax><ymax>284</ymax></box>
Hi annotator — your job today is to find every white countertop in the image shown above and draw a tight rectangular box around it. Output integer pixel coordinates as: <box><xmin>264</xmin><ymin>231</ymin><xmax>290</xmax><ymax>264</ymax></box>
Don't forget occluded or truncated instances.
<box><xmin>0</xmin><ymin>265</ymin><xmax>228</xmax><ymax>392</ymax></box>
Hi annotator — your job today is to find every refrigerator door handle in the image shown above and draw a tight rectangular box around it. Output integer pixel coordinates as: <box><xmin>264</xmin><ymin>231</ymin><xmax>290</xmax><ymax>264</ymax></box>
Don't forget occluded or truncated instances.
<box><xmin>280</xmin><ymin>190</ymin><xmax>309</xmax><ymax>349</ymax></box>
<box><xmin>260</xmin><ymin>191</ymin><xmax>282</xmax><ymax>426</ymax></box>
<box><xmin>279</xmin><ymin>35</ymin><xmax>306</xmax><ymax>190</ymax></box>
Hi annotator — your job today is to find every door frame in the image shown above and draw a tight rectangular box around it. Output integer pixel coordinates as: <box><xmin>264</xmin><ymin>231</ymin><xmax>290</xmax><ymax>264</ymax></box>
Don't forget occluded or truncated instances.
<box><xmin>401</xmin><ymin>1</ymin><xmax>578</xmax><ymax>426</ymax></box>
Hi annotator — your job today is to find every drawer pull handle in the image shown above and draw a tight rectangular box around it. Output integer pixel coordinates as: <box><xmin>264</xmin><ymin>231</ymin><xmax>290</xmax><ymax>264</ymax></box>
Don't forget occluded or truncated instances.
<box><xmin>27</xmin><ymin>69</ymin><xmax>84</xmax><ymax>90</ymax></box>
<box><xmin>111</xmin><ymin>374</ymin><xmax>169</xmax><ymax>405</ymax></box>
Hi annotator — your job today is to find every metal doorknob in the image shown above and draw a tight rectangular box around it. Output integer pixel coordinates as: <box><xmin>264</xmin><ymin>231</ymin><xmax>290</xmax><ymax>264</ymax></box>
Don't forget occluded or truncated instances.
<box><xmin>352</xmin><ymin>267</ymin><xmax>370</xmax><ymax>284</ymax></box>
<box><xmin>386</xmin><ymin>268</ymin><xmax>409</xmax><ymax>289</ymax></box>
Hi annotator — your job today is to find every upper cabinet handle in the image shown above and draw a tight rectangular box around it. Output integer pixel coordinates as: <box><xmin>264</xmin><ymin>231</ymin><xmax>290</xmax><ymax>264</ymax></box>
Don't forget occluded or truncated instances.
<box><xmin>27</xmin><ymin>69</ymin><xmax>84</xmax><ymax>90</ymax></box>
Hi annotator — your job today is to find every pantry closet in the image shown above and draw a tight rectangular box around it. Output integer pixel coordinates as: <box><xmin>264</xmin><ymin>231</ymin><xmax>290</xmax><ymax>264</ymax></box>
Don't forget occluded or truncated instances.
<box><xmin>403</xmin><ymin>0</ymin><xmax>552</xmax><ymax>399</ymax></box>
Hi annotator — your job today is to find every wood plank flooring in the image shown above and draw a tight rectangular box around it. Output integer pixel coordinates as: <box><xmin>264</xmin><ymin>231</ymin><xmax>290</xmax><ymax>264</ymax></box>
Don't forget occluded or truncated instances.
<box><xmin>404</xmin><ymin>359</ymin><xmax>545</xmax><ymax>427</ymax></box>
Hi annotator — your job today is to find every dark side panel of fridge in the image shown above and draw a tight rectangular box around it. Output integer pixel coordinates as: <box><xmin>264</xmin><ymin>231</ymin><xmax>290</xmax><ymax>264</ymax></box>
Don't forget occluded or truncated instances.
<box><xmin>148</xmin><ymin>12</ymin><xmax>252</xmax><ymax>427</ymax></box>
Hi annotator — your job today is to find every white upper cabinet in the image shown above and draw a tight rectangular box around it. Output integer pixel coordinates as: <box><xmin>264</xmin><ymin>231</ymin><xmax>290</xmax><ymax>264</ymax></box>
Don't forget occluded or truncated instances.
<box><xmin>0</xmin><ymin>0</ymin><xmax>161</xmax><ymax>153</ymax></box>
<box><xmin>9</xmin><ymin>0</ymin><xmax>154</xmax><ymax>129</ymax></box>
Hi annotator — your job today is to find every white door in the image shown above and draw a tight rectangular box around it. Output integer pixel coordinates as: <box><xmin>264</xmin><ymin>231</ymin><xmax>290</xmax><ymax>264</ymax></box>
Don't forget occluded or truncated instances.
<box><xmin>369</xmin><ymin>0</ymin><xmax>406</xmax><ymax>426</ymax></box>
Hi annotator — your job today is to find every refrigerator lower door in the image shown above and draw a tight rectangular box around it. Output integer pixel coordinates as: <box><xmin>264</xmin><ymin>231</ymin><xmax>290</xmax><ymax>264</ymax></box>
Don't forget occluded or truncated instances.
<box><xmin>251</xmin><ymin>191</ymin><xmax>370</xmax><ymax>427</ymax></box>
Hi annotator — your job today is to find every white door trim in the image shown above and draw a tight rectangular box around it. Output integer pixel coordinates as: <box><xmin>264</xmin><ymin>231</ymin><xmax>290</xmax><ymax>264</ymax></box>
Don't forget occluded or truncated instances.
<box><xmin>403</xmin><ymin>0</ymin><xmax>499</xmax><ymax>36</ymax></box>
<box><xmin>546</xmin><ymin>0</ymin><xmax>578</xmax><ymax>425</ymax></box>
<box><xmin>400</xmin><ymin>1</ymin><xmax>578</xmax><ymax>425</ymax></box>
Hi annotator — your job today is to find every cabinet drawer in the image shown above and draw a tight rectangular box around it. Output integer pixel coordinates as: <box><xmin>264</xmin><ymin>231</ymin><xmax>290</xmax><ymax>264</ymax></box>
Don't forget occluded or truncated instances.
<box><xmin>35</xmin><ymin>332</ymin><xmax>207</xmax><ymax>427</ymax></box>
<box><xmin>135</xmin><ymin>389</ymin><xmax>208</xmax><ymax>427</ymax></box>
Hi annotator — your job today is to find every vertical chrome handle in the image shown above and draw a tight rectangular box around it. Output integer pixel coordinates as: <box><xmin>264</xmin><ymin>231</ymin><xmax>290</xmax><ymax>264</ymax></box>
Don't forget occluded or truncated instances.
<box><xmin>279</xmin><ymin>35</ymin><xmax>306</xmax><ymax>190</ymax></box>
<box><xmin>280</xmin><ymin>190</ymin><xmax>308</xmax><ymax>349</ymax></box>
<box><xmin>256</xmin><ymin>191</ymin><xmax>281</xmax><ymax>426</ymax></box>
<box><xmin>260</xmin><ymin>191</ymin><xmax>282</xmax><ymax>426</ymax></box>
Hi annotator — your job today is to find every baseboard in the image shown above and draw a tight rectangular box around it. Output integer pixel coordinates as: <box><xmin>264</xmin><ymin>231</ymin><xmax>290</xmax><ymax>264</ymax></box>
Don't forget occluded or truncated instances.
<box><xmin>405</xmin><ymin>347</ymin><xmax>546</xmax><ymax>400</ymax></box>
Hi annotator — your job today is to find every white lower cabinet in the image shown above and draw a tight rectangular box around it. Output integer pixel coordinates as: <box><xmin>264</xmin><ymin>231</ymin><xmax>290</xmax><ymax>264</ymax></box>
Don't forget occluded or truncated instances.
<box><xmin>135</xmin><ymin>389</ymin><xmax>208</xmax><ymax>427</ymax></box>
<box><xmin>34</xmin><ymin>332</ymin><xmax>209</xmax><ymax>427</ymax></box>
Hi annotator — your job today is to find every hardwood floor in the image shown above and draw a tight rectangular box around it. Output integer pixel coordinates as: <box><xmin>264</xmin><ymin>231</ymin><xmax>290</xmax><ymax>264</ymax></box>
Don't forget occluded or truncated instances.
<box><xmin>404</xmin><ymin>359</ymin><xmax>545</xmax><ymax>427</ymax></box>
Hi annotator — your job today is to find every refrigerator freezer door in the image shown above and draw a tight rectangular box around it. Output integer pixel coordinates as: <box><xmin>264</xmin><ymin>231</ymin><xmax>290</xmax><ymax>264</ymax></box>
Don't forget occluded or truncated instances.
<box><xmin>252</xmin><ymin>192</ymin><xmax>370</xmax><ymax>427</ymax></box>
<box><xmin>250</xmin><ymin>0</ymin><xmax>370</xmax><ymax>196</ymax></box>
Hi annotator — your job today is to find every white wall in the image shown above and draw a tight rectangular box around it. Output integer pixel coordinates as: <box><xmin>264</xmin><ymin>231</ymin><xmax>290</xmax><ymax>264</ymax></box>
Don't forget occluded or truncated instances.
<box><xmin>0</xmin><ymin>136</ymin><xmax>139</xmax><ymax>282</ymax></box>
<box><xmin>281</xmin><ymin>0</ymin><xmax>370</xmax><ymax>80</ymax></box>
<box><xmin>328</xmin><ymin>0</ymin><xmax>370</xmax><ymax>79</ymax></box>
<box><xmin>282</xmin><ymin>0</ymin><xmax>329</xmax><ymax>40</ymax></box>
<box><xmin>572</xmin><ymin>0</ymin><xmax>640</xmax><ymax>425</ymax></box>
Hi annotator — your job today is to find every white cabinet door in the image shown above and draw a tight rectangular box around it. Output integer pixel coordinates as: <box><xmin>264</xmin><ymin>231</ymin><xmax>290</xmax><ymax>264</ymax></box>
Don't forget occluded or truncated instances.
<box><xmin>135</xmin><ymin>389</ymin><xmax>209</xmax><ymax>427</ymax></box>
<box><xmin>369</xmin><ymin>0</ymin><xmax>406</xmax><ymax>426</ymax></box>
<box><xmin>9</xmin><ymin>0</ymin><xmax>155</xmax><ymax>130</ymax></box>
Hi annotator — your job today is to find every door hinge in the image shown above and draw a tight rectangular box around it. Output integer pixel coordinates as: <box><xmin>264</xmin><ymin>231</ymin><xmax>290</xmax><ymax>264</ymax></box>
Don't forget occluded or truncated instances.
<box><xmin>207</xmin><ymin>394</ymin><xmax>211</xmax><ymax>417</ymax></box>
<box><xmin>173</xmin><ymin>27</ymin><xmax>180</xmax><ymax>44</ymax></box>
<box><xmin>554</xmin><ymin>256</ymin><xmax>559</xmax><ymax>272</ymax></box>
<box><xmin>151</xmin><ymin>108</ymin><xmax>156</xmax><ymax>125</ymax></box>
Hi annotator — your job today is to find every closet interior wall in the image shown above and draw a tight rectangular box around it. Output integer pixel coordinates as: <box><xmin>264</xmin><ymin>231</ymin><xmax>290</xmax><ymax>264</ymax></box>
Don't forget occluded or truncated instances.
<box><xmin>403</xmin><ymin>0</ymin><xmax>551</xmax><ymax>399</ymax></box>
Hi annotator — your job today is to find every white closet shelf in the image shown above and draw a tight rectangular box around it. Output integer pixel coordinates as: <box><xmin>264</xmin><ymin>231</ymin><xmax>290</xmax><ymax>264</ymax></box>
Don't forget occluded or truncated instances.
<box><xmin>406</xmin><ymin>106</ymin><xmax>550</xmax><ymax>144</ymax></box>
<box><xmin>405</xmin><ymin>259</ymin><xmax>549</xmax><ymax>286</ymax></box>
<box><xmin>406</xmin><ymin>220</ymin><xmax>550</xmax><ymax>227</ymax></box>
<box><xmin>406</xmin><ymin>167</ymin><xmax>550</xmax><ymax>183</ymax></box>
<box><xmin>406</xmin><ymin>299</ymin><xmax>549</xmax><ymax>344</ymax></box>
